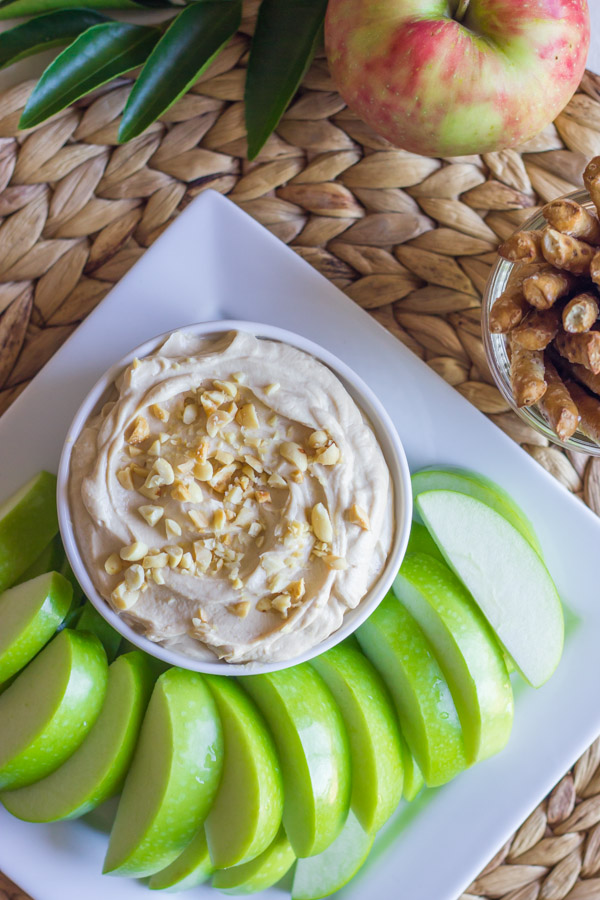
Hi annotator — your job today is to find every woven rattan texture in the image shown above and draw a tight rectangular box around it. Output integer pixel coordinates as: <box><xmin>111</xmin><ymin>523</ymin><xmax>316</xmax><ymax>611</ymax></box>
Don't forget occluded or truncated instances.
<box><xmin>2</xmin><ymin>18</ymin><xmax>600</xmax><ymax>897</ymax></box>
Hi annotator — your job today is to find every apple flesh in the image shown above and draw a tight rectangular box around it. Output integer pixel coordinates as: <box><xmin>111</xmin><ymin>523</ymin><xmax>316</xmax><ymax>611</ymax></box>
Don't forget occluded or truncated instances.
<box><xmin>0</xmin><ymin>571</ymin><xmax>72</xmax><ymax>685</ymax></box>
<box><xmin>311</xmin><ymin>641</ymin><xmax>404</xmax><ymax>833</ymax></box>
<box><xmin>292</xmin><ymin>810</ymin><xmax>374</xmax><ymax>900</ymax></box>
<box><xmin>1</xmin><ymin>651</ymin><xmax>156</xmax><ymax>822</ymax></box>
<box><xmin>204</xmin><ymin>675</ymin><xmax>283</xmax><ymax>870</ymax></box>
<box><xmin>357</xmin><ymin>592</ymin><xmax>467</xmax><ymax>786</ymax></box>
<box><xmin>243</xmin><ymin>665</ymin><xmax>351</xmax><ymax>858</ymax></box>
<box><xmin>325</xmin><ymin>0</ymin><xmax>589</xmax><ymax>157</ymax></box>
<box><xmin>0</xmin><ymin>629</ymin><xmax>107</xmax><ymax>790</ymax></box>
<box><xmin>412</xmin><ymin>467</ymin><xmax>541</xmax><ymax>554</ymax></box>
<box><xmin>416</xmin><ymin>490</ymin><xmax>564</xmax><ymax>687</ymax></box>
<box><xmin>103</xmin><ymin>668</ymin><xmax>223</xmax><ymax>878</ymax></box>
<box><xmin>0</xmin><ymin>472</ymin><xmax>59</xmax><ymax>592</ymax></box>
<box><xmin>394</xmin><ymin>552</ymin><xmax>514</xmax><ymax>763</ymax></box>
<box><xmin>149</xmin><ymin>828</ymin><xmax>213</xmax><ymax>892</ymax></box>
<box><xmin>212</xmin><ymin>826</ymin><xmax>295</xmax><ymax>895</ymax></box>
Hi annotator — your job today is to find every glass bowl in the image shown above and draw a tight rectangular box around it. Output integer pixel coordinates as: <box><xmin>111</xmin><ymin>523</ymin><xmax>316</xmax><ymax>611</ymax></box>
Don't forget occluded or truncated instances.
<box><xmin>482</xmin><ymin>188</ymin><xmax>600</xmax><ymax>456</ymax></box>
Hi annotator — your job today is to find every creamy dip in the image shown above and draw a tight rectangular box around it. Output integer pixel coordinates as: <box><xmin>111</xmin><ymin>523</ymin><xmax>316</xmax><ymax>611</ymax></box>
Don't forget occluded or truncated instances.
<box><xmin>69</xmin><ymin>331</ymin><xmax>394</xmax><ymax>664</ymax></box>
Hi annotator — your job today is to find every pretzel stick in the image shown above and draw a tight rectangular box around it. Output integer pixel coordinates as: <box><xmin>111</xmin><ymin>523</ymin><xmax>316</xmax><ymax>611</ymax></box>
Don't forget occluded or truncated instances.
<box><xmin>499</xmin><ymin>230</ymin><xmax>544</xmax><ymax>263</ymax></box>
<box><xmin>542</xmin><ymin>198</ymin><xmax>600</xmax><ymax>244</ymax></box>
<box><xmin>583</xmin><ymin>156</ymin><xmax>600</xmax><ymax>218</ymax></box>
<box><xmin>489</xmin><ymin>287</ymin><xmax>529</xmax><ymax>333</ymax></box>
<box><xmin>538</xmin><ymin>358</ymin><xmax>579</xmax><ymax>441</ymax></box>
<box><xmin>522</xmin><ymin>266</ymin><xmax>576</xmax><ymax>309</ymax></box>
<box><xmin>554</xmin><ymin>330</ymin><xmax>600</xmax><ymax>373</ymax></box>
<box><xmin>565</xmin><ymin>380</ymin><xmax>600</xmax><ymax>443</ymax></box>
<box><xmin>591</xmin><ymin>249</ymin><xmax>600</xmax><ymax>287</ymax></box>
<box><xmin>571</xmin><ymin>363</ymin><xmax>600</xmax><ymax>397</ymax></box>
<box><xmin>541</xmin><ymin>228</ymin><xmax>596</xmax><ymax>275</ymax></box>
<box><xmin>509</xmin><ymin>338</ymin><xmax>546</xmax><ymax>407</ymax></box>
<box><xmin>562</xmin><ymin>291</ymin><xmax>599</xmax><ymax>333</ymax></box>
<box><xmin>511</xmin><ymin>306</ymin><xmax>561</xmax><ymax>350</ymax></box>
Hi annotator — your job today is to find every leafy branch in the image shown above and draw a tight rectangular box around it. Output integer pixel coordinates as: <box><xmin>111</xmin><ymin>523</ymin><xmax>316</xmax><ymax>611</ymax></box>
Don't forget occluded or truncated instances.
<box><xmin>0</xmin><ymin>0</ymin><xmax>326</xmax><ymax>158</ymax></box>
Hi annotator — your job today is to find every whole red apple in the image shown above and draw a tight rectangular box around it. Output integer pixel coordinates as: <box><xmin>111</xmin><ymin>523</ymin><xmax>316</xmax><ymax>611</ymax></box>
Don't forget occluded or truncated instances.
<box><xmin>325</xmin><ymin>0</ymin><xmax>590</xmax><ymax>156</ymax></box>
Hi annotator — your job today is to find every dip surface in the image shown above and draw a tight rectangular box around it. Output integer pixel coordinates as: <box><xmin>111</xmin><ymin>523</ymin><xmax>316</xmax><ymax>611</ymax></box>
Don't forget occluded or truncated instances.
<box><xmin>69</xmin><ymin>330</ymin><xmax>394</xmax><ymax>663</ymax></box>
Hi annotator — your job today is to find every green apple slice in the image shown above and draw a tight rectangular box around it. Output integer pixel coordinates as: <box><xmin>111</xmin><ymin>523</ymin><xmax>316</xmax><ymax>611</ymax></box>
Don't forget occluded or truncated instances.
<box><xmin>0</xmin><ymin>472</ymin><xmax>59</xmax><ymax>592</ymax></box>
<box><xmin>0</xmin><ymin>571</ymin><xmax>72</xmax><ymax>685</ymax></box>
<box><xmin>311</xmin><ymin>642</ymin><xmax>403</xmax><ymax>833</ymax></box>
<box><xmin>406</xmin><ymin>522</ymin><xmax>445</xmax><ymax>564</ymax></box>
<box><xmin>244</xmin><ymin>665</ymin><xmax>351</xmax><ymax>858</ymax></box>
<box><xmin>1</xmin><ymin>651</ymin><xmax>156</xmax><ymax>822</ymax></box>
<box><xmin>76</xmin><ymin>602</ymin><xmax>122</xmax><ymax>662</ymax></box>
<box><xmin>212</xmin><ymin>826</ymin><xmax>295</xmax><ymax>895</ymax></box>
<box><xmin>204</xmin><ymin>675</ymin><xmax>283</xmax><ymax>869</ymax></box>
<box><xmin>0</xmin><ymin>629</ymin><xmax>107</xmax><ymax>790</ymax></box>
<box><xmin>398</xmin><ymin>728</ymin><xmax>424</xmax><ymax>802</ymax></box>
<box><xmin>412</xmin><ymin>467</ymin><xmax>541</xmax><ymax>554</ymax></box>
<box><xmin>357</xmin><ymin>593</ymin><xmax>467</xmax><ymax>786</ymax></box>
<box><xmin>394</xmin><ymin>553</ymin><xmax>514</xmax><ymax>763</ymax></box>
<box><xmin>103</xmin><ymin>668</ymin><xmax>223</xmax><ymax>878</ymax></box>
<box><xmin>416</xmin><ymin>490</ymin><xmax>564</xmax><ymax>687</ymax></box>
<box><xmin>291</xmin><ymin>810</ymin><xmax>374</xmax><ymax>900</ymax></box>
<box><xmin>149</xmin><ymin>828</ymin><xmax>214</xmax><ymax>892</ymax></box>
<box><xmin>15</xmin><ymin>534</ymin><xmax>66</xmax><ymax>585</ymax></box>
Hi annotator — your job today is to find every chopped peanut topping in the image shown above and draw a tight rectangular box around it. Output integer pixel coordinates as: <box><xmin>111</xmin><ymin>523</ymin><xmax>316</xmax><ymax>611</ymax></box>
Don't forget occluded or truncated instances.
<box><xmin>229</xmin><ymin>600</ymin><xmax>251</xmax><ymax>618</ymax></box>
<box><xmin>236</xmin><ymin>403</ymin><xmax>260</xmax><ymax>429</ymax></box>
<box><xmin>126</xmin><ymin>416</ymin><xmax>149</xmax><ymax>444</ymax></box>
<box><xmin>120</xmin><ymin>541</ymin><xmax>148</xmax><ymax>562</ymax></box>
<box><xmin>165</xmin><ymin>518</ymin><xmax>182</xmax><ymax>539</ymax></box>
<box><xmin>311</xmin><ymin>503</ymin><xmax>333</xmax><ymax>543</ymax></box>
<box><xmin>104</xmin><ymin>553</ymin><xmax>123</xmax><ymax>575</ymax></box>
<box><xmin>150</xmin><ymin>403</ymin><xmax>169</xmax><ymax>423</ymax></box>
<box><xmin>138</xmin><ymin>504</ymin><xmax>164</xmax><ymax>527</ymax></box>
<box><xmin>348</xmin><ymin>504</ymin><xmax>370</xmax><ymax>531</ymax></box>
<box><xmin>117</xmin><ymin>467</ymin><xmax>135</xmax><ymax>491</ymax></box>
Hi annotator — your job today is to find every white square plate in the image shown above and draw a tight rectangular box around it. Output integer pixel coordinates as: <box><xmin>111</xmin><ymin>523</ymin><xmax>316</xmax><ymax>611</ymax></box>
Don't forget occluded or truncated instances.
<box><xmin>1</xmin><ymin>190</ymin><xmax>599</xmax><ymax>900</ymax></box>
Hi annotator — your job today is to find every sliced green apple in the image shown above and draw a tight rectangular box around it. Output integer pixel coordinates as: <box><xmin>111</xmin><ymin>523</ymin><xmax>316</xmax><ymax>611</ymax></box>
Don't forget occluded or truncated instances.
<box><xmin>412</xmin><ymin>467</ymin><xmax>541</xmax><ymax>554</ymax></box>
<box><xmin>1</xmin><ymin>651</ymin><xmax>156</xmax><ymax>822</ymax></box>
<box><xmin>0</xmin><ymin>571</ymin><xmax>72</xmax><ymax>685</ymax></box>
<box><xmin>212</xmin><ymin>826</ymin><xmax>295</xmax><ymax>895</ymax></box>
<box><xmin>416</xmin><ymin>490</ymin><xmax>563</xmax><ymax>687</ymax></box>
<box><xmin>0</xmin><ymin>629</ymin><xmax>107</xmax><ymax>790</ymax></box>
<box><xmin>394</xmin><ymin>552</ymin><xmax>513</xmax><ymax>763</ymax></box>
<box><xmin>398</xmin><ymin>728</ymin><xmax>424</xmax><ymax>802</ymax></box>
<box><xmin>15</xmin><ymin>534</ymin><xmax>66</xmax><ymax>585</ymax></box>
<box><xmin>357</xmin><ymin>592</ymin><xmax>467</xmax><ymax>787</ymax></box>
<box><xmin>244</xmin><ymin>665</ymin><xmax>351</xmax><ymax>858</ymax></box>
<box><xmin>291</xmin><ymin>810</ymin><xmax>374</xmax><ymax>900</ymax></box>
<box><xmin>204</xmin><ymin>675</ymin><xmax>283</xmax><ymax>869</ymax></box>
<box><xmin>76</xmin><ymin>601</ymin><xmax>122</xmax><ymax>662</ymax></box>
<box><xmin>406</xmin><ymin>522</ymin><xmax>445</xmax><ymax>564</ymax></box>
<box><xmin>0</xmin><ymin>472</ymin><xmax>59</xmax><ymax>592</ymax></box>
<box><xmin>311</xmin><ymin>642</ymin><xmax>403</xmax><ymax>833</ymax></box>
<box><xmin>149</xmin><ymin>828</ymin><xmax>213</xmax><ymax>892</ymax></box>
<box><xmin>103</xmin><ymin>667</ymin><xmax>223</xmax><ymax>878</ymax></box>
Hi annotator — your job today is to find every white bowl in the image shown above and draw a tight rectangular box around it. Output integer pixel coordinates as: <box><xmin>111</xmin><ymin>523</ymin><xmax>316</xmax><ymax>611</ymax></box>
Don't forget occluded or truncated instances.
<box><xmin>57</xmin><ymin>320</ymin><xmax>412</xmax><ymax>675</ymax></box>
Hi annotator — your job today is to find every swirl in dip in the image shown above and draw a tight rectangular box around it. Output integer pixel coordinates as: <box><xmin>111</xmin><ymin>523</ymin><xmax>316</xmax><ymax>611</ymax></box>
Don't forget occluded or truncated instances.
<box><xmin>69</xmin><ymin>331</ymin><xmax>394</xmax><ymax>664</ymax></box>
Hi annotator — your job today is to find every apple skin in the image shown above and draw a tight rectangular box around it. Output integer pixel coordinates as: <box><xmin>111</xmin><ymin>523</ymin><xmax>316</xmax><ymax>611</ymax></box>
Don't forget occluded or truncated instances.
<box><xmin>0</xmin><ymin>629</ymin><xmax>108</xmax><ymax>790</ymax></box>
<box><xmin>291</xmin><ymin>810</ymin><xmax>374</xmax><ymax>900</ymax></box>
<box><xmin>0</xmin><ymin>472</ymin><xmax>59</xmax><ymax>593</ymax></box>
<box><xmin>103</xmin><ymin>668</ymin><xmax>224</xmax><ymax>878</ymax></box>
<box><xmin>243</xmin><ymin>665</ymin><xmax>351</xmax><ymax>858</ymax></box>
<box><xmin>310</xmin><ymin>641</ymin><xmax>404</xmax><ymax>834</ymax></box>
<box><xmin>204</xmin><ymin>675</ymin><xmax>284</xmax><ymax>870</ymax></box>
<box><xmin>325</xmin><ymin>0</ymin><xmax>589</xmax><ymax>157</ymax></box>
<box><xmin>212</xmin><ymin>826</ymin><xmax>295</xmax><ymax>895</ymax></box>
<box><xmin>394</xmin><ymin>552</ymin><xmax>514</xmax><ymax>763</ymax></box>
<box><xmin>149</xmin><ymin>828</ymin><xmax>214</xmax><ymax>892</ymax></box>
<box><xmin>0</xmin><ymin>651</ymin><xmax>157</xmax><ymax>822</ymax></box>
<box><xmin>0</xmin><ymin>571</ymin><xmax>72</xmax><ymax>685</ymax></box>
<box><xmin>76</xmin><ymin>601</ymin><xmax>122</xmax><ymax>662</ymax></box>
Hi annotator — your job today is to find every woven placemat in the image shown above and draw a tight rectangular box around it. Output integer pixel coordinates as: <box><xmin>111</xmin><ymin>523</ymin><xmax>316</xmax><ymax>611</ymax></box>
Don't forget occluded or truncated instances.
<box><xmin>1</xmin><ymin>18</ymin><xmax>600</xmax><ymax>897</ymax></box>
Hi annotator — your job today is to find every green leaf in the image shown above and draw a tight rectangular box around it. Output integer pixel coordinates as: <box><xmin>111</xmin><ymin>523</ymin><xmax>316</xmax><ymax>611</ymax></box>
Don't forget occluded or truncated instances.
<box><xmin>245</xmin><ymin>0</ymin><xmax>327</xmax><ymax>159</ymax></box>
<box><xmin>119</xmin><ymin>0</ymin><xmax>241</xmax><ymax>143</ymax></box>
<box><xmin>19</xmin><ymin>22</ymin><xmax>160</xmax><ymax>130</ymax></box>
<box><xmin>0</xmin><ymin>10</ymin><xmax>109</xmax><ymax>70</ymax></box>
<box><xmin>0</xmin><ymin>0</ymin><xmax>143</xmax><ymax>15</ymax></box>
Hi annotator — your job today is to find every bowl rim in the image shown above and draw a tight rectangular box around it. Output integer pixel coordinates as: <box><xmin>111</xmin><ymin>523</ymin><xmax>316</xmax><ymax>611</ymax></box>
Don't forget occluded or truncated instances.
<box><xmin>482</xmin><ymin>188</ymin><xmax>600</xmax><ymax>457</ymax></box>
<box><xmin>57</xmin><ymin>319</ymin><xmax>412</xmax><ymax>675</ymax></box>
